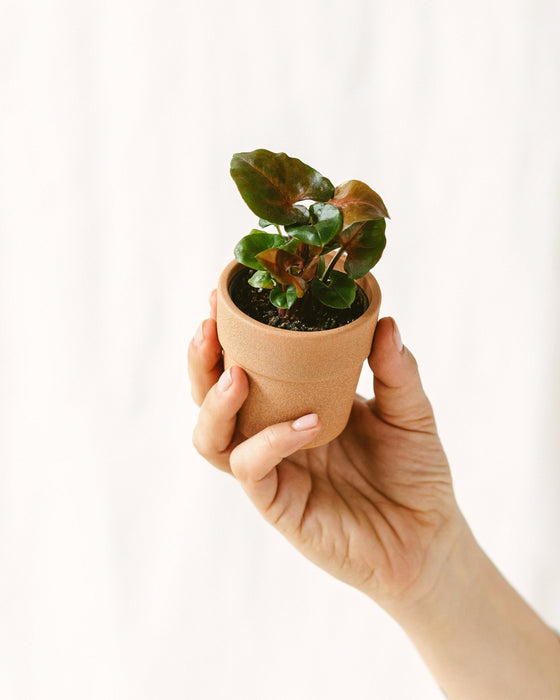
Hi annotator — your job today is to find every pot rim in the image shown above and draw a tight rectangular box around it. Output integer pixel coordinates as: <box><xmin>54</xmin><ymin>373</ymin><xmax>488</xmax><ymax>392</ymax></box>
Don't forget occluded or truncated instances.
<box><xmin>218</xmin><ymin>259</ymin><xmax>381</xmax><ymax>339</ymax></box>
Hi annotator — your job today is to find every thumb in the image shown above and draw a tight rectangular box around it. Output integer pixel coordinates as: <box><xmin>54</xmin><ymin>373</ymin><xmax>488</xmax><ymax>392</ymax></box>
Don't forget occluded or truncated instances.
<box><xmin>367</xmin><ymin>317</ymin><xmax>436</xmax><ymax>432</ymax></box>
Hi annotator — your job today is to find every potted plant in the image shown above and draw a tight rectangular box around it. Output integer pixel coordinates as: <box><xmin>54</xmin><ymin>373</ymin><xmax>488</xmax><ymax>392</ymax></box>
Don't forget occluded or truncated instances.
<box><xmin>216</xmin><ymin>149</ymin><xmax>389</xmax><ymax>448</ymax></box>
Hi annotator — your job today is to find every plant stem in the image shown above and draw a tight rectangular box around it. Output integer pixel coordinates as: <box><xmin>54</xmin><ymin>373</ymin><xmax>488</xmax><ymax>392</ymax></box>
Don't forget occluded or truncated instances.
<box><xmin>275</xmin><ymin>224</ymin><xmax>283</xmax><ymax>236</ymax></box>
<box><xmin>303</xmin><ymin>289</ymin><xmax>313</xmax><ymax>317</ymax></box>
<box><xmin>322</xmin><ymin>247</ymin><xmax>345</xmax><ymax>284</ymax></box>
<box><xmin>278</xmin><ymin>284</ymin><xmax>287</xmax><ymax>317</ymax></box>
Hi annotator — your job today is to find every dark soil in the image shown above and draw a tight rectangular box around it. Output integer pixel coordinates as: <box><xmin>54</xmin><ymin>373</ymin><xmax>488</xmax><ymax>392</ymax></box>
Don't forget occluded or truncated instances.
<box><xmin>229</xmin><ymin>268</ymin><xmax>368</xmax><ymax>332</ymax></box>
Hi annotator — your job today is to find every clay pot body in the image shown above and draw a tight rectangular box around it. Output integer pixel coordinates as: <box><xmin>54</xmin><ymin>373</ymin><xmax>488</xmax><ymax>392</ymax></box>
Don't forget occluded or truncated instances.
<box><xmin>216</xmin><ymin>260</ymin><xmax>381</xmax><ymax>448</ymax></box>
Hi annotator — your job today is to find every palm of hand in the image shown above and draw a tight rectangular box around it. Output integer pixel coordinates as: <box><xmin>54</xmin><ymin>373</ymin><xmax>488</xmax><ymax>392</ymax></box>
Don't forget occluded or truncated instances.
<box><xmin>259</xmin><ymin>396</ymin><xmax>455</xmax><ymax>605</ymax></box>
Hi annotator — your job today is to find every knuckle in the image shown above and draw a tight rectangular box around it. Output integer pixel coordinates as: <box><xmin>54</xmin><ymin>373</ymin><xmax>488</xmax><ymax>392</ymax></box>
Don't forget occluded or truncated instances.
<box><xmin>261</xmin><ymin>425</ymin><xmax>280</xmax><ymax>452</ymax></box>
<box><xmin>409</xmin><ymin>399</ymin><xmax>437</xmax><ymax>433</ymax></box>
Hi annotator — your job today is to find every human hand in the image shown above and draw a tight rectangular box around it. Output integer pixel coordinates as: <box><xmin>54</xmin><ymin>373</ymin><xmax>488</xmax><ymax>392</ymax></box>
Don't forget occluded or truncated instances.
<box><xmin>189</xmin><ymin>292</ymin><xmax>465</xmax><ymax>613</ymax></box>
<box><xmin>190</xmin><ymin>294</ymin><xmax>560</xmax><ymax>697</ymax></box>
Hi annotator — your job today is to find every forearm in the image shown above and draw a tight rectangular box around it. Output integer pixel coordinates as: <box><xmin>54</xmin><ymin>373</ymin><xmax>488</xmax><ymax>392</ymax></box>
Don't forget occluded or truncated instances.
<box><xmin>386</xmin><ymin>519</ymin><xmax>560</xmax><ymax>699</ymax></box>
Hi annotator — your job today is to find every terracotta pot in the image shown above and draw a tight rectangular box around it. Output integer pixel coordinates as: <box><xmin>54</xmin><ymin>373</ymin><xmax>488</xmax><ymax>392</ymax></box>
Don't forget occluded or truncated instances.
<box><xmin>216</xmin><ymin>260</ymin><xmax>381</xmax><ymax>448</ymax></box>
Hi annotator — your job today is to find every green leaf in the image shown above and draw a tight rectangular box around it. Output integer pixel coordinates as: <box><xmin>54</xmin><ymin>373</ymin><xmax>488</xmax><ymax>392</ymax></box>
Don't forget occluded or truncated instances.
<box><xmin>290</xmin><ymin>225</ymin><xmax>322</xmax><ymax>247</ymax></box>
<box><xmin>329</xmin><ymin>180</ymin><xmax>389</xmax><ymax>227</ymax></box>
<box><xmin>283</xmin><ymin>205</ymin><xmax>310</xmax><ymax>231</ymax></box>
<box><xmin>248</xmin><ymin>270</ymin><xmax>275</xmax><ymax>289</ymax></box>
<box><xmin>338</xmin><ymin>219</ymin><xmax>387</xmax><ymax>279</ymax></box>
<box><xmin>230</xmin><ymin>149</ymin><xmax>335</xmax><ymax>226</ymax></box>
<box><xmin>278</xmin><ymin>237</ymin><xmax>303</xmax><ymax>254</ymax></box>
<box><xmin>317</xmin><ymin>255</ymin><xmax>326</xmax><ymax>278</ymax></box>
<box><xmin>256</xmin><ymin>248</ymin><xmax>307</xmax><ymax>297</ymax></box>
<box><xmin>321</xmin><ymin>239</ymin><xmax>341</xmax><ymax>255</ymax></box>
<box><xmin>258</xmin><ymin>218</ymin><xmax>273</xmax><ymax>228</ymax></box>
<box><xmin>310</xmin><ymin>202</ymin><xmax>342</xmax><ymax>241</ymax></box>
<box><xmin>290</xmin><ymin>203</ymin><xmax>342</xmax><ymax>247</ymax></box>
<box><xmin>270</xmin><ymin>284</ymin><xmax>298</xmax><ymax>309</ymax></box>
<box><xmin>294</xmin><ymin>204</ymin><xmax>310</xmax><ymax>220</ymax></box>
<box><xmin>310</xmin><ymin>270</ymin><xmax>356</xmax><ymax>309</ymax></box>
<box><xmin>234</xmin><ymin>230</ymin><xmax>285</xmax><ymax>270</ymax></box>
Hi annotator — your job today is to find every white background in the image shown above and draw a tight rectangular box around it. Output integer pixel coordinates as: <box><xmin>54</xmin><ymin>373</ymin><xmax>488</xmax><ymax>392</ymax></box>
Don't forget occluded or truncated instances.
<box><xmin>1</xmin><ymin>1</ymin><xmax>559</xmax><ymax>698</ymax></box>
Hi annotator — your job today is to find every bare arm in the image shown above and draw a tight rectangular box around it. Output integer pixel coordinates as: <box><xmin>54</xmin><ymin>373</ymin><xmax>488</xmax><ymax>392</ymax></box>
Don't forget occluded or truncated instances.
<box><xmin>388</xmin><ymin>520</ymin><xmax>560</xmax><ymax>699</ymax></box>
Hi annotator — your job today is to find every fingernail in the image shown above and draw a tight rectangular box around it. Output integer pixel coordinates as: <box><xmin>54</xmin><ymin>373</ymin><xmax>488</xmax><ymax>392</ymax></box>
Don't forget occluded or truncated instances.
<box><xmin>194</xmin><ymin>321</ymin><xmax>206</xmax><ymax>346</ymax></box>
<box><xmin>292</xmin><ymin>413</ymin><xmax>319</xmax><ymax>431</ymax></box>
<box><xmin>393</xmin><ymin>319</ymin><xmax>403</xmax><ymax>353</ymax></box>
<box><xmin>218</xmin><ymin>367</ymin><xmax>232</xmax><ymax>392</ymax></box>
<box><xmin>209</xmin><ymin>289</ymin><xmax>217</xmax><ymax>306</ymax></box>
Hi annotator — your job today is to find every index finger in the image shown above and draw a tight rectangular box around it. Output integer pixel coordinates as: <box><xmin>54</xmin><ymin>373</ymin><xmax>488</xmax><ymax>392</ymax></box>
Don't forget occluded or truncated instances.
<box><xmin>188</xmin><ymin>317</ymin><xmax>223</xmax><ymax>406</ymax></box>
<box><xmin>209</xmin><ymin>289</ymin><xmax>217</xmax><ymax>320</ymax></box>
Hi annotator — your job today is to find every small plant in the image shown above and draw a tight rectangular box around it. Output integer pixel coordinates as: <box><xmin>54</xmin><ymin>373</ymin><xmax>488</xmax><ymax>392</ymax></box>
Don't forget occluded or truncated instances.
<box><xmin>230</xmin><ymin>149</ymin><xmax>389</xmax><ymax>316</ymax></box>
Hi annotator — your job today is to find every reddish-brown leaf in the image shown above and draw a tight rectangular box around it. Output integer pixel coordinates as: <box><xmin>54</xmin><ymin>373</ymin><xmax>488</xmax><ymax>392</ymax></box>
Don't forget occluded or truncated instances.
<box><xmin>329</xmin><ymin>180</ymin><xmax>389</xmax><ymax>228</ymax></box>
<box><xmin>255</xmin><ymin>248</ymin><xmax>307</xmax><ymax>297</ymax></box>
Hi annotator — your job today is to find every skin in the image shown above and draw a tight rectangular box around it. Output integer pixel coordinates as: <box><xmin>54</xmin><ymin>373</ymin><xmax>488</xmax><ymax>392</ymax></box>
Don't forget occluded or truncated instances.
<box><xmin>189</xmin><ymin>291</ymin><xmax>560</xmax><ymax>699</ymax></box>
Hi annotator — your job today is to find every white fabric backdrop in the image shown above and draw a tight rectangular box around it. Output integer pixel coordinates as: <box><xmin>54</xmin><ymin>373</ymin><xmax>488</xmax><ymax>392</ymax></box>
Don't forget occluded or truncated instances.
<box><xmin>1</xmin><ymin>1</ymin><xmax>559</xmax><ymax>698</ymax></box>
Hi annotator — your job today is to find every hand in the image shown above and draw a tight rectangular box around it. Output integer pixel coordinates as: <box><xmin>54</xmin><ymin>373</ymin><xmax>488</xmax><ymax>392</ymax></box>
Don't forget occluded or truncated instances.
<box><xmin>189</xmin><ymin>293</ymin><xmax>560</xmax><ymax>697</ymax></box>
<box><xmin>189</xmin><ymin>292</ymin><xmax>464</xmax><ymax>612</ymax></box>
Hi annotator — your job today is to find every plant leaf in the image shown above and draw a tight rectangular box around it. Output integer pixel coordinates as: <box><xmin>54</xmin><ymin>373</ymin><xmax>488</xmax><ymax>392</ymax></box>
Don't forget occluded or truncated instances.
<box><xmin>317</xmin><ymin>255</ymin><xmax>326</xmax><ymax>278</ymax></box>
<box><xmin>278</xmin><ymin>237</ymin><xmax>303</xmax><ymax>254</ymax></box>
<box><xmin>278</xmin><ymin>240</ymin><xmax>321</xmax><ymax>281</ymax></box>
<box><xmin>248</xmin><ymin>270</ymin><xmax>275</xmax><ymax>289</ymax></box>
<box><xmin>283</xmin><ymin>205</ymin><xmax>310</xmax><ymax>226</ymax></box>
<box><xmin>256</xmin><ymin>248</ymin><xmax>307</xmax><ymax>297</ymax></box>
<box><xmin>310</xmin><ymin>202</ymin><xmax>343</xmax><ymax>241</ymax></box>
<box><xmin>290</xmin><ymin>203</ymin><xmax>342</xmax><ymax>248</ymax></box>
<box><xmin>310</xmin><ymin>270</ymin><xmax>356</xmax><ymax>309</ymax></box>
<box><xmin>321</xmin><ymin>238</ymin><xmax>341</xmax><ymax>255</ymax></box>
<box><xmin>290</xmin><ymin>225</ymin><xmax>322</xmax><ymax>247</ymax></box>
<box><xmin>231</xmin><ymin>149</ymin><xmax>335</xmax><ymax>225</ymax></box>
<box><xmin>270</xmin><ymin>284</ymin><xmax>298</xmax><ymax>309</ymax></box>
<box><xmin>329</xmin><ymin>180</ymin><xmax>389</xmax><ymax>228</ymax></box>
<box><xmin>234</xmin><ymin>230</ymin><xmax>285</xmax><ymax>270</ymax></box>
<box><xmin>337</xmin><ymin>219</ymin><xmax>387</xmax><ymax>279</ymax></box>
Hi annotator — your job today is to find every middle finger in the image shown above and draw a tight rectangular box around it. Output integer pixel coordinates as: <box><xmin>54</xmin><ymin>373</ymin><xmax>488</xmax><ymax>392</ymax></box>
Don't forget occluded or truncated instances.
<box><xmin>192</xmin><ymin>365</ymin><xmax>249</xmax><ymax>472</ymax></box>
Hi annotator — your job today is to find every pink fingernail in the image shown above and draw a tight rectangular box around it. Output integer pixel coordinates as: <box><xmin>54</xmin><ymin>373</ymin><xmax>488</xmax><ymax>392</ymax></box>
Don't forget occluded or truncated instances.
<box><xmin>393</xmin><ymin>319</ymin><xmax>403</xmax><ymax>353</ymax></box>
<box><xmin>292</xmin><ymin>413</ymin><xmax>319</xmax><ymax>431</ymax></box>
<box><xmin>218</xmin><ymin>367</ymin><xmax>232</xmax><ymax>391</ymax></box>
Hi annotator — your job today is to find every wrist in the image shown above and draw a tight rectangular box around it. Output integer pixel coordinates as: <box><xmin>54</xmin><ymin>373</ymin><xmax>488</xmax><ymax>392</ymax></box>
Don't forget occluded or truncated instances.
<box><xmin>385</xmin><ymin>513</ymin><xmax>560</xmax><ymax>698</ymax></box>
<box><xmin>360</xmin><ymin>506</ymin><xmax>472</xmax><ymax>621</ymax></box>
<box><xmin>386</xmin><ymin>511</ymin><xmax>479</xmax><ymax>626</ymax></box>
